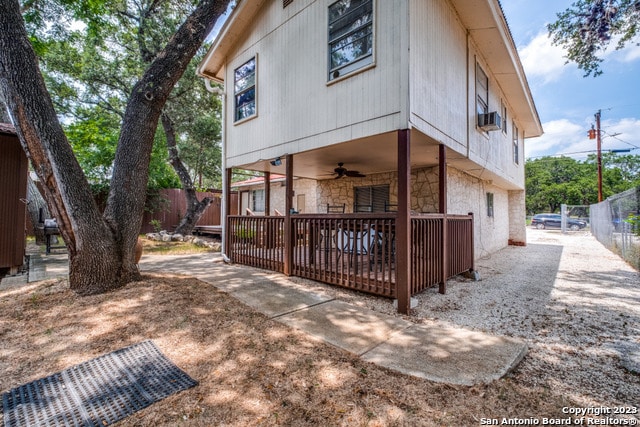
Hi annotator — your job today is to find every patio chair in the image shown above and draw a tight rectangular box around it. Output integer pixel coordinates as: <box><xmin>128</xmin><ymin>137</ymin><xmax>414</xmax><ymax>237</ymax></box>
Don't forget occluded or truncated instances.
<box><xmin>335</xmin><ymin>226</ymin><xmax>379</xmax><ymax>269</ymax></box>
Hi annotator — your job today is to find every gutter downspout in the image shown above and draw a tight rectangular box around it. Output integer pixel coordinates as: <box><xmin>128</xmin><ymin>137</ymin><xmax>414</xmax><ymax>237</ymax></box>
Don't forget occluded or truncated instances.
<box><xmin>204</xmin><ymin>78</ymin><xmax>230</xmax><ymax>262</ymax></box>
<box><xmin>466</xmin><ymin>30</ymin><xmax>471</xmax><ymax>160</ymax></box>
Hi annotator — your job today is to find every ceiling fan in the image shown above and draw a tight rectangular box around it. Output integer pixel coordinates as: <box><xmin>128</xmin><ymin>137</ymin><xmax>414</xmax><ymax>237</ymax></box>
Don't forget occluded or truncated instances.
<box><xmin>333</xmin><ymin>162</ymin><xmax>365</xmax><ymax>179</ymax></box>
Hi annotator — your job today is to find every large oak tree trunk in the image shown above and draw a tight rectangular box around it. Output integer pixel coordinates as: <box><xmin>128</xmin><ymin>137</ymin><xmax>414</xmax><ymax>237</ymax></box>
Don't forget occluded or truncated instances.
<box><xmin>161</xmin><ymin>112</ymin><xmax>212</xmax><ymax>236</ymax></box>
<box><xmin>0</xmin><ymin>0</ymin><xmax>228</xmax><ymax>294</ymax></box>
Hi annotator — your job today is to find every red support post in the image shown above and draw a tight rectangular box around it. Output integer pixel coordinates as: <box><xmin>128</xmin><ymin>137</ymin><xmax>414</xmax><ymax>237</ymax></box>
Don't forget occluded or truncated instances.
<box><xmin>396</xmin><ymin>129</ymin><xmax>411</xmax><ymax>314</ymax></box>
<box><xmin>439</xmin><ymin>144</ymin><xmax>448</xmax><ymax>294</ymax></box>
<box><xmin>264</xmin><ymin>171</ymin><xmax>271</xmax><ymax>216</ymax></box>
<box><xmin>283</xmin><ymin>155</ymin><xmax>294</xmax><ymax>275</ymax></box>
<box><xmin>224</xmin><ymin>167</ymin><xmax>233</xmax><ymax>260</ymax></box>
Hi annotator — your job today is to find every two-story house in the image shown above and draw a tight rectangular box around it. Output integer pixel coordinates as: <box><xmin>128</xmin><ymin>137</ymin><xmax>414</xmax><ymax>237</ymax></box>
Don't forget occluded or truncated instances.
<box><xmin>197</xmin><ymin>0</ymin><xmax>542</xmax><ymax>312</ymax></box>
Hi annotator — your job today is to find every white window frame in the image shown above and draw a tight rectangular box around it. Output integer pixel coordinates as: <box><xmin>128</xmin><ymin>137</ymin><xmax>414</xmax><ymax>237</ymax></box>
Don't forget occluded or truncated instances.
<box><xmin>487</xmin><ymin>192</ymin><xmax>494</xmax><ymax>217</ymax></box>
<box><xmin>327</xmin><ymin>0</ymin><xmax>375</xmax><ymax>82</ymax></box>
<box><xmin>234</xmin><ymin>56</ymin><xmax>257</xmax><ymax>123</ymax></box>
<box><xmin>512</xmin><ymin>122</ymin><xmax>520</xmax><ymax>165</ymax></box>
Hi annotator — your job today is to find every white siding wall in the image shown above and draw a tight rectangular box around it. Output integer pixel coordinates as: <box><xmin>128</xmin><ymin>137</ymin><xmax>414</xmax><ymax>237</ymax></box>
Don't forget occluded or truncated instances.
<box><xmin>408</xmin><ymin>0</ymin><xmax>468</xmax><ymax>152</ymax></box>
<box><xmin>467</xmin><ymin>47</ymin><xmax>525</xmax><ymax>189</ymax></box>
<box><xmin>408</xmin><ymin>0</ymin><xmax>525</xmax><ymax>190</ymax></box>
<box><xmin>224</xmin><ymin>0</ymin><xmax>409</xmax><ymax>168</ymax></box>
<box><xmin>447</xmin><ymin>168</ymin><xmax>510</xmax><ymax>257</ymax></box>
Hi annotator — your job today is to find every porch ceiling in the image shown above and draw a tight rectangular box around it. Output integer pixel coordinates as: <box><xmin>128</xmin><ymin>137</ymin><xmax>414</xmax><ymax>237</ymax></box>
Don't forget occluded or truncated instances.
<box><xmin>235</xmin><ymin>129</ymin><xmax>522</xmax><ymax>190</ymax></box>
<box><xmin>238</xmin><ymin>131</ymin><xmax>442</xmax><ymax>180</ymax></box>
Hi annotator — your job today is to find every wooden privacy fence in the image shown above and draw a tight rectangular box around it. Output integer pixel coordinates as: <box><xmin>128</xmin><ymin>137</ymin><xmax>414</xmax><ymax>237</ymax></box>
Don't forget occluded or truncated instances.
<box><xmin>140</xmin><ymin>189</ymin><xmax>238</xmax><ymax>234</ymax></box>
<box><xmin>226</xmin><ymin>213</ymin><xmax>474</xmax><ymax>298</ymax></box>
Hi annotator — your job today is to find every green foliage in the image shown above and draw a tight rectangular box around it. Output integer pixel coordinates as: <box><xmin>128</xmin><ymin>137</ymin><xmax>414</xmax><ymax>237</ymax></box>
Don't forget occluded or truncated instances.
<box><xmin>22</xmin><ymin>0</ymin><xmax>221</xmax><ymax>192</ymax></box>
<box><xmin>548</xmin><ymin>0</ymin><xmax>640</xmax><ymax>77</ymax></box>
<box><xmin>149</xmin><ymin>219</ymin><xmax>162</xmax><ymax>233</ymax></box>
<box><xmin>525</xmin><ymin>154</ymin><xmax>640</xmax><ymax>213</ymax></box>
<box><xmin>64</xmin><ymin>108</ymin><xmax>179</xmax><ymax>192</ymax></box>
<box><xmin>236</xmin><ymin>226</ymin><xmax>255</xmax><ymax>240</ymax></box>
<box><xmin>625</xmin><ymin>213</ymin><xmax>640</xmax><ymax>236</ymax></box>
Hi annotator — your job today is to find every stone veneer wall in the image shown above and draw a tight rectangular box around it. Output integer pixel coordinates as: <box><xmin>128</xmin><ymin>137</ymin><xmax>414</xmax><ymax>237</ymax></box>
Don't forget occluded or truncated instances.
<box><xmin>274</xmin><ymin>178</ymin><xmax>317</xmax><ymax>213</ymax></box>
<box><xmin>316</xmin><ymin>166</ymin><xmax>519</xmax><ymax>258</ymax></box>
<box><xmin>316</xmin><ymin>167</ymin><xmax>440</xmax><ymax>213</ymax></box>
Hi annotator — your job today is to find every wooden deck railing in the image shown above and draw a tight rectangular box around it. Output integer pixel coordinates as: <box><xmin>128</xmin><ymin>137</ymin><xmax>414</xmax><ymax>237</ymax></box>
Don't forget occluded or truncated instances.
<box><xmin>226</xmin><ymin>213</ymin><xmax>474</xmax><ymax>298</ymax></box>
<box><xmin>227</xmin><ymin>216</ymin><xmax>285</xmax><ymax>272</ymax></box>
<box><xmin>291</xmin><ymin>214</ymin><xmax>397</xmax><ymax>297</ymax></box>
<box><xmin>410</xmin><ymin>215</ymin><xmax>443</xmax><ymax>295</ymax></box>
<box><xmin>447</xmin><ymin>215</ymin><xmax>475</xmax><ymax>277</ymax></box>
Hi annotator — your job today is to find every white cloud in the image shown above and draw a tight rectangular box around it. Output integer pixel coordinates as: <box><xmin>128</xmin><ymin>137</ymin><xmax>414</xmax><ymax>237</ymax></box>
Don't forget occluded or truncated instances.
<box><xmin>518</xmin><ymin>31</ymin><xmax>640</xmax><ymax>83</ymax></box>
<box><xmin>519</xmin><ymin>31</ymin><xmax>571</xmax><ymax>83</ymax></box>
<box><xmin>526</xmin><ymin>118</ymin><xmax>587</xmax><ymax>158</ymax></box>
<box><xmin>601</xmin><ymin>117</ymin><xmax>640</xmax><ymax>152</ymax></box>
<box><xmin>526</xmin><ymin>117</ymin><xmax>640</xmax><ymax>159</ymax></box>
<box><xmin>604</xmin><ymin>34</ymin><xmax>640</xmax><ymax>63</ymax></box>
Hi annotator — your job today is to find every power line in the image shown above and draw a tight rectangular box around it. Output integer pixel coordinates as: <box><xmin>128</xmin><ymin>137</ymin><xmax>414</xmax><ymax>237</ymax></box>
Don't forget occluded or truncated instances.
<box><xmin>526</xmin><ymin>146</ymin><xmax>639</xmax><ymax>161</ymax></box>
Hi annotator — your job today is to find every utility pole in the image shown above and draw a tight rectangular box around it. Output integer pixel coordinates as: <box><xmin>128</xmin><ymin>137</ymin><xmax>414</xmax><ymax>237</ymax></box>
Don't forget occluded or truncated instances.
<box><xmin>595</xmin><ymin>110</ymin><xmax>603</xmax><ymax>202</ymax></box>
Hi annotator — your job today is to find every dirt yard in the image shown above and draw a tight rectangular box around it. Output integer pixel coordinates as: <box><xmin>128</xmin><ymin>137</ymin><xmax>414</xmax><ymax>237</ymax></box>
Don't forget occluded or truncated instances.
<box><xmin>0</xmin><ymin>229</ymin><xmax>638</xmax><ymax>426</ymax></box>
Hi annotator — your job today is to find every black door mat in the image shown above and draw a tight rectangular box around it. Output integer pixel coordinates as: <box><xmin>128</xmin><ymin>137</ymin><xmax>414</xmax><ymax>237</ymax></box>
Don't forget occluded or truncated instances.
<box><xmin>2</xmin><ymin>340</ymin><xmax>198</xmax><ymax>427</ymax></box>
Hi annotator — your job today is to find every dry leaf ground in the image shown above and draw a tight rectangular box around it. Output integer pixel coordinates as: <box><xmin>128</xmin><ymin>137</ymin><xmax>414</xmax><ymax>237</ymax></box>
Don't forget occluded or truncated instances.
<box><xmin>1</xmin><ymin>273</ymin><xmax>575</xmax><ymax>427</ymax></box>
<box><xmin>1</xmin><ymin>229</ymin><xmax>638</xmax><ymax>426</ymax></box>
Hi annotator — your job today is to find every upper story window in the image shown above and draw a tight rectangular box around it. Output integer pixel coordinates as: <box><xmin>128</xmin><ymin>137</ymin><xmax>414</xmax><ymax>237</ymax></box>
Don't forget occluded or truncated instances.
<box><xmin>512</xmin><ymin>123</ymin><xmax>520</xmax><ymax>165</ymax></box>
<box><xmin>476</xmin><ymin>63</ymin><xmax>488</xmax><ymax>121</ymax></box>
<box><xmin>234</xmin><ymin>57</ymin><xmax>256</xmax><ymax>122</ymax></box>
<box><xmin>328</xmin><ymin>0</ymin><xmax>374</xmax><ymax>81</ymax></box>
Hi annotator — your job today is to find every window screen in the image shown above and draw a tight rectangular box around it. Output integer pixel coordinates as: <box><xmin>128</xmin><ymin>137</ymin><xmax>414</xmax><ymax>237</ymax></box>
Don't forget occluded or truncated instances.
<box><xmin>354</xmin><ymin>184</ymin><xmax>389</xmax><ymax>212</ymax></box>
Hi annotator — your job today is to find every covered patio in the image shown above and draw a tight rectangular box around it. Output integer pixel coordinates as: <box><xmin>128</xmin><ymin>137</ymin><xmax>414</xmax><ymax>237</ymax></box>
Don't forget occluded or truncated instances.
<box><xmin>223</xmin><ymin>129</ymin><xmax>478</xmax><ymax>314</ymax></box>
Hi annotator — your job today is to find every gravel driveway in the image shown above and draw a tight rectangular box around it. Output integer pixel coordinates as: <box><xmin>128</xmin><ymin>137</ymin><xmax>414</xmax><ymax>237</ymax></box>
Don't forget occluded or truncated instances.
<box><xmin>305</xmin><ymin>228</ymin><xmax>640</xmax><ymax>412</ymax></box>
<box><xmin>420</xmin><ymin>228</ymin><xmax>639</xmax><ymax>410</ymax></box>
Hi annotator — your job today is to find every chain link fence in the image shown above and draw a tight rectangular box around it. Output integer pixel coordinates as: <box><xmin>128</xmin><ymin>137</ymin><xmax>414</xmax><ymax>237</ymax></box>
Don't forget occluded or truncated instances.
<box><xmin>590</xmin><ymin>186</ymin><xmax>640</xmax><ymax>270</ymax></box>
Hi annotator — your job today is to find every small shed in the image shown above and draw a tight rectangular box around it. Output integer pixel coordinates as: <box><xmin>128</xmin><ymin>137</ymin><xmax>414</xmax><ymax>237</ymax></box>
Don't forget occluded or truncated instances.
<box><xmin>0</xmin><ymin>123</ymin><xmax>28</xmax><ymax>274</ymax></box>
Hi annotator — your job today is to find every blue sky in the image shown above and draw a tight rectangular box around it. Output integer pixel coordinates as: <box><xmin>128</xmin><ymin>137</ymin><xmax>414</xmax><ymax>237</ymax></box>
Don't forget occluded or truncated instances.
<box><xmin>500</xmin><ymin>1</ymin><xmax>640</xmax><ymax>160</ymax></box>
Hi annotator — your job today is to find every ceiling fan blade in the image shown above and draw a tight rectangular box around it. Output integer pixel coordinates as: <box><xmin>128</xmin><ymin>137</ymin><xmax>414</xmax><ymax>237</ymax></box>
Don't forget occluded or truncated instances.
<box><xmin>345</xmin><ymin>170</ymin><xmax>365</xmax><ymax>177</ymax></box>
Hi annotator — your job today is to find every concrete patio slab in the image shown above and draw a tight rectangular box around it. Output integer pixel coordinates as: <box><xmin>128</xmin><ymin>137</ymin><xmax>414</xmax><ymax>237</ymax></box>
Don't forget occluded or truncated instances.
<box><xmin>28</xmin><ymin>253</ymin><xmax>68</xmax><ymax>282</ymax></box>
<box><xmin>278</xmin><ymin>299</ymin><xmax>412</xmax><ymax>355</ymax></box>
<box><xmin>211</xmin><ymin>278</ymin><xmax>334</xmax><ymax>318</ymax></box>
<box><xmin>362</xmin><ymin>322</ymin><xmax>528</xmax><ymax>386</ymax></box>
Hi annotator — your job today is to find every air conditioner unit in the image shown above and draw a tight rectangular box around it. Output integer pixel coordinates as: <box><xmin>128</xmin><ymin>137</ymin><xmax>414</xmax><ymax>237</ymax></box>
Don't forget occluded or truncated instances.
<box><xmin>478</xmin><ymin>111</ymin><xmax>502</xmax><ymax>131</ymax></box>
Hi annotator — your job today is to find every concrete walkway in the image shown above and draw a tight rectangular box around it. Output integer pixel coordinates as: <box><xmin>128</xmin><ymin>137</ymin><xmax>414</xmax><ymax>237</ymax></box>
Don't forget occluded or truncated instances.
<box><xmin>1</xmin><ymin>249</ymin><xmax>527</xmax><ymax>386</ymax></box>
<box><xmin>140</xmin><ymin>253</ymin><xmax>527</xmax><ymax>386</ymax></box>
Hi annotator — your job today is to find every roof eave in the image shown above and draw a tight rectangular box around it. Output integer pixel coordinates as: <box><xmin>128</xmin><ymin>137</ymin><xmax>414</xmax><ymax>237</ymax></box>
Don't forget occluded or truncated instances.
<box><xmin>450</xmin><ymin>0</ymin><xmax>543</xmax><ymax>138</ymax></box>
<box><xmin>196</xmin><ymin>0</ymin><xmax>268</xmax><ymax>82</ymax></box>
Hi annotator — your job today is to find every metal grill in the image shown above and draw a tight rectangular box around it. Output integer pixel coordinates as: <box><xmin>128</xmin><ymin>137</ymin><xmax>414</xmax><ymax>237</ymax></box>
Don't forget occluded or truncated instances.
<box><xmin>2</xmin><ymin>340</ymin><xmax>198</xmax><ymax>427</ymax></box>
